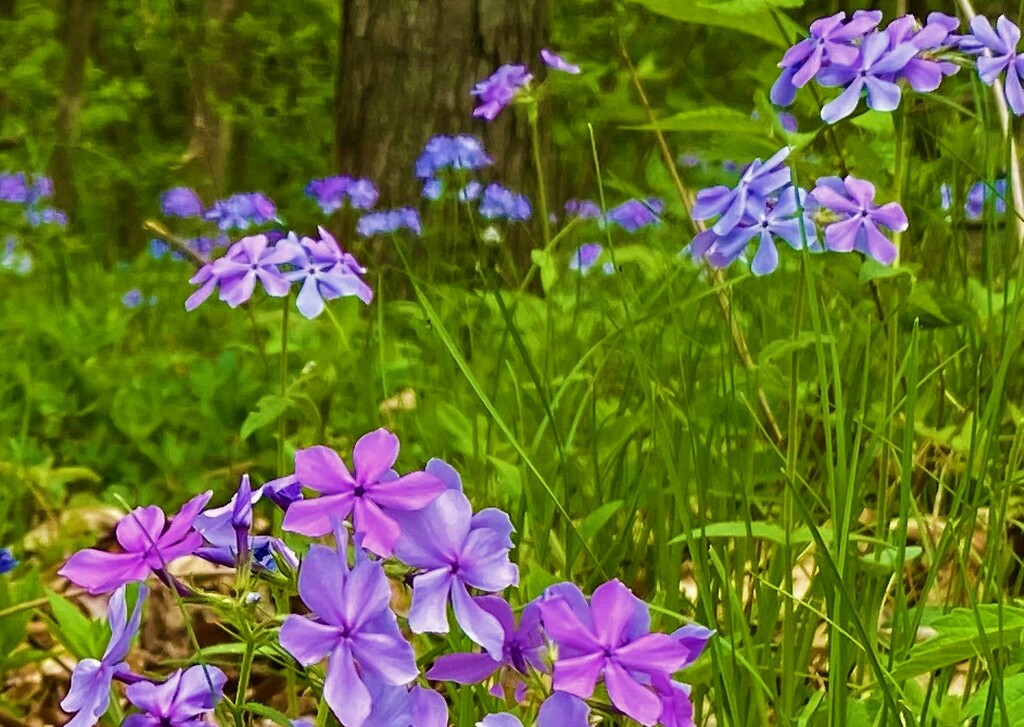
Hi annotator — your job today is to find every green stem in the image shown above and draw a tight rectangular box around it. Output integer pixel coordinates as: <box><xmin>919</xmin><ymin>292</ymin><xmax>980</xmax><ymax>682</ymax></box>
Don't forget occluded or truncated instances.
<box><xmin>315</xmin><ymin>693</ymin><xmax>330</xmax><ymax>727</ymax></box>
<box><xmin>278</xmin><ymin>297</ymin><xmax>290</xmax><ymax>478</ymax></box>
<box><xmin>528</xmin><ymin>103</ymin><xmax>552</xmax><ymax>247</ymax></box>
<box><xmin>234</xmin><ymin>635</ymin><xmax>257</xmax><ymax>727</ymax></box>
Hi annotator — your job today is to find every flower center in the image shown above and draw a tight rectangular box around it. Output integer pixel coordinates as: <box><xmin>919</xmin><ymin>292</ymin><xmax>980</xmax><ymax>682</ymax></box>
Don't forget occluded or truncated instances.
<box><xmin>353</xmin><ymin>485</ymin><xmax>366</xmax><ymax>498</ymax></box>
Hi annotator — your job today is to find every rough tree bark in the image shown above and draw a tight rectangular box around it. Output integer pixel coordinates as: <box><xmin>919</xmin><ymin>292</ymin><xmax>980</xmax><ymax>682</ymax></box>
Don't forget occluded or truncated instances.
<box><xmin>335</xmin><ymin>0</ymin><xmax>549</xmax><ymax>209</ymax></box>
<box><xmin>49</xmin><ymin>0</ymin><xmax>101</xmax><ymax>221</ymax></box>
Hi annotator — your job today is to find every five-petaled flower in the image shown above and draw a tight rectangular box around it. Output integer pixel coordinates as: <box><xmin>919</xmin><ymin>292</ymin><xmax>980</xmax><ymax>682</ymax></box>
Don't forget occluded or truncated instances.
<box><xmin>811</xmin><ymin>175</ymin><xmax>908</xmax><ymax>264</ymax></box>
<box><xmin>123</xmin><ymin>665</ymin><xmax>227</xmax><ymax>727</ymax></box>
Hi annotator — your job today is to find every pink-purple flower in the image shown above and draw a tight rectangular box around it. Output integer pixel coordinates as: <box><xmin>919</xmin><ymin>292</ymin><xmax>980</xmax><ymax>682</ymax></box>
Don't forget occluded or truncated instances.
<box><xmin>123</xmin><ymin>665</ymin><xmax>227</xmax><ymax>726</ymax></box>
<box><xmin>278</xmin><ymin>545</ymin><xmax>418</xmax><ymax>727</ymax></box>
<box><xmin>59</xmin><ymin>492</ymin><xmax>211</xmax><ymax>594</ymax></box>
<box><xmin>536</xmin><ymin>579</ymin><xmax>695</xmax><ymax>726</ymax></box>
<box><xmin>472</xmin><ymin>64</ymin><xmax>533</xmax><ymax>121</ymax></box>
<box><xmin>61</xmin><ymin>585</ymin><xmax>147</xmax><ymax>727</ymax></box>
<box><xmin>811</xmin><ymin>175</ymin><xmax>908</xmax><ymax>264</ymax></box>
<box><xmin>282</xmin><ymin>429</ymin><xmax>446</xmax><ymax>557</ymax></box>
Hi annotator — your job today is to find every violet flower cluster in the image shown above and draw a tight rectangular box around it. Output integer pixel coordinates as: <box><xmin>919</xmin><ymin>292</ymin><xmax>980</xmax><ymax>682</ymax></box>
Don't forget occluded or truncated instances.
<box><xmin>159</xmin><ymin>187</ymin><xmax>277</xmax><ymax>231</ymax></box>
<box><xmin>306</xmin><ymin>175</ymin><xmax>379</xmax><ymax>214</ymax></box>
<box><xmin>562</xmin><ymin>198</ymin><xmax>663</xmax><ymax>233</ymax></box>
<box><xmin>771</xmin><ymin>11</ymin><xmax>960</xmax><ymax>123</ymax></box>
<box><xmin>0</xmin><ymin>172</ymin><xmax>67</xmax><ymax>228</ymax></box>
<box><xmin>0</xmin><ymin>546</ymin><xmax>16</xmax><ymax>574</ymax></box>
<box><xmin>184</xmin><ymin>227</ymin><xmax>371</xmax><ymax>319</ymax></box>
<box><xmin>690</xmin><ymin>147</ymin><xmax>908</xmax><ymax>273</ymax></box>
<box><xmin>57</xmin><ymin>427</ymin><xmax>710</xmax><ymax>727</ymax></box>
<box><xmin>471</xmin><ymin>49</ymin><xmax>580</xmax><ymax>121</ymax></box>
<box><xmin>941</xmin><ymin>178</ymin><xmax>1008</xmax><ymax>220</ymax></box>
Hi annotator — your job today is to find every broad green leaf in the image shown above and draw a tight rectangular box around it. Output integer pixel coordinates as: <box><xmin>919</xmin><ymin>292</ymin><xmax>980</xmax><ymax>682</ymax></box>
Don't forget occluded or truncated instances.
<box><xmin>627</xmin><ymin>107</ymin><xmax>765</xmax><ymax>135</ymax></box>
<box><xmin>963</xmin><ymin>673</ymin><xmax>1024</xmax><ymax>725</ymax></box>
<box><xmin>240</xmin><ymin>394</ymin><xmax>291</xmax><ymax>440</ymax></box>
<box><xmin>670</xmin><ymin>520</ymin><xmax>815</xmax><ymax>545</ymax></box>
<box><xmin>44</xmin><ymin>589</ymin><xmax>107</xmax><ymax>659</ymax></box>
<box><xmin>892</xmin><ymin>605</ymin><xmax>1024</xmax><ymax>681</ymax></box>
<box><xmin>579</xmin><ymin>500</ymin><xmax>623</xmax><ymax>543</ymax></box>
<box><xmin>627</xmin><ymin>0</ymin><xmax>802</xmax><ymax>48</ymax></box>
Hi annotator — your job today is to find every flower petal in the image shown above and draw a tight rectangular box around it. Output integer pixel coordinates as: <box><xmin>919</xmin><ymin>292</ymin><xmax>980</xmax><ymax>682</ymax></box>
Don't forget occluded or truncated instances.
<box><xmin>353</xmin><ymin>428</ymin><xmax>400</xmax><ymax>484</ymax></box>
<box><xmin>605</xmin><ymin>660</ymin><xmax>663</xmax><ymax>726</ymax></box>
<box><xmin>590</xmin><ymin>579</ymin><xmax>649</xmax><ymax>649</ymax></box>
<box><xmin>324</xmin><ymin>644</ymin><xmax>372</xmax><ymax>727</ymax></box>
<box><xmin>551</xmin><ymin>651</ymin><xmax>605</xmax><ymax>699</ymax></box>
<box><xmin>451</xmin><ymin>581</ymin><xmax>506</xmax><ymax>659</ymax></box>
<box><xmin>295</xmin><ymin>446</ymin><xmax>355</xmax><ymax>494</ymax></box>
<box><xmin>426</xmin><ymin>653</ymin><xmax>501</xmax><ymax>684</ymax></box>
<box><xmin>279</xmin><ymin>615</ymin><xmax>342</xmax><ymax>665</ymax></box>
<box><xmin>408</xmin><ymin>568</ymin><xmax>454</xmax><ymax>634</ymax></box>
<box><xmin>353</xmin><ymin>497</ymin><xmax>402</xmax><ymax>557</ymax></box>
<box><xmin>58</xmin><ymin>551</ymin><xmax>150</xmax><ymax>595</ymax></box>
<box><xmin>282</xmin><ymin>493</ymin><xmax>354</xmax><ymax>537</ymax></box>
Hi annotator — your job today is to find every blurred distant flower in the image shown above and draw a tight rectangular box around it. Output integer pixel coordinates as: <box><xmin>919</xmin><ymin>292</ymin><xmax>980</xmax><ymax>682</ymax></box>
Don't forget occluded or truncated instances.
<box><xmin>59</xmin><ymin>492</ymin><xmax>212</xmax><ymax>594</ymax></box>
<box><xmin>122</xmin><ymin>289</ymin><xmax>144</xmax><ymax>309</ymax></box>
<box><xmin>0</xmin><ymin>173</ymin><xmax>29</xmax><ymax>203</ymax></box>
<box><xmin>356</xmin><ymin>208</ymin><xmax>422</xmax><ymax>237</ymax></box>
<box><xmin>569</xmin><ymin>243</ymin><xmax>603</xmax><ymax>274</ymax></box>
<box><xmin>541</xmin><ymin>49</ymin><xmax>581</xmax><ymax>74</ymax></box>
<box><xmin>0</xmin><ymin>547</ymin><xmax>16</xmax><ymax>574</ymax></box>
<box><xmin>422</xmin><ymin>179</ymin><xmax>443</xmax><ymax>200</ymax></box>
<box><xmin>306</xmin><ymin>176</ymin><xmax>379</xmax><ymax>213</ymax></box>
<box><xmin>1</xmin><ymin>237</ymin><xmax>32</xmax><ymax>274</ymax></box>
<box><xmin>678</xmin><ymin>153</ymin><xmax>702</xmax><ymax>168</ymax></box>
<box><xmin>965</xmin><ymin>178</ymin><xmax>1007</xmax><ymax>219</ymax></box>
<box><xmin>203</xmin><ymin>192</ymin><xmax>277</xmax><ymax>231</ymax></box>
<box><xmin>606</xmin><ymin>199</ymin><xmax>662</xmax><ymax>232</ymax></box>
<box><xmin>472</xmin><ymin>65</ymin><xmax>532</xmax><ymax>121</ymax></box>
<box><xmin>778</xmin><ymin>112</ymin><xmax>799</xmax><ymax>132</ymax></box>
<box><xmin>30</xmin><ymin>176</ymin><xmax>53</xmax><ymax>202</ymax></box>
<box><xmin>26</xmin><ymin>207</ymin><xmax>68</xmax><ymax>227</ymax></box>
<box><xmin>124</xmin><ymin>665</ymin><xmax>226</xmax><ymax>727</ymax></box>
<box><xmin>459</xmin><ymin>181</ymin><xmax>482</xmax><ymax>202</ymax></box>
<box><xmin>160</xmin><ymin>187</ymin><xmax>203</xmax><ymax>218</ymax></box>
<box><xmin>149</xmin><ymin>239</ymin><xmax>173</xmax><ymax>260</ymax></box>
<box><xmin>812</xmin><ymin>175</ymin><xmax>908</xmax><ymax>264</ymax></box>
<box><xmin>415</xmin><ymin>135</ymin><xmax>492</xmax><ymax>180</ymax></box>
<box><xmin>969</xmin><ymin>15</ymin><xmax>1024</xmax><ymax>115</ymax></box>
<box><xmin>940</xmin><ymin>183</ymin><xmax>952</xmax><ymax>211</ymax></box>
<box><xmin>61</xmin><ymin>585</ymin><xmax>147</xmax><ymax>727</ymax></box>
<box><xmin>479</xmin><ymin>183</ymin><xmax>531</xmax><ymax>221</ymax></box>
<box><xmin>564</xmin><ymin>199</ymin><xmax>602</xmax><ymax>219</ymax></box>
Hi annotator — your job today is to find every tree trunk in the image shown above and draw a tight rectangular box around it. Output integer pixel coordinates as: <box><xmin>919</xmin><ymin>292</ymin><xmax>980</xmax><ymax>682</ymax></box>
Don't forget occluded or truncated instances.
<box><xmin>335</xmin><ymin>0</ymin><xmax>549</xmax><ymax>210</ymax></box>
<box><xmin>49</xmin><ymin>0</ymin><xmax>101</xmax><ymax>221</ymax></box>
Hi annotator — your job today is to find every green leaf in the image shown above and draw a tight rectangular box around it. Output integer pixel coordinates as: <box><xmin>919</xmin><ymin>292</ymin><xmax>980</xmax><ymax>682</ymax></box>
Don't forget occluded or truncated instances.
<box><xmin>669</xmin><ymin>520</ymin><xmax>818</xmax><ymax>545</ymax></box>
<box><xmin>579</xmin><ymin>500</ymin><xmax>623</xmax><ymax>543</ymax></box>
<box><xmin>627</xmin><ymin>107</ymin><xmax>765</xmax><ymax>135</ymax></box>
<box><xmin>892</xmin><ymin>605</ymin><xmax>1024</xmax><ymax>681</ymax></box>
<box><xmin>963</xmin><ymin>673</ymin><xmax>1024</xmax><ymax>724</ymax></box>
<box><xmin>240</xmin><ymin>394</ymin><xmax>291</xmax><ymax>440</ymax></box>
<box><xmin>530</xmin><ymin>249</ymin><xmax>558</xmax><ymax>293</ymax></box>
<box><xmin>243</xmin><ymin>703</ymin><xmax>294</xmax><ymax>727</ymax></box>
<box><xmin>627</xmin><ymin>0</ymin><xmax>802</xmax><ymax>48</ymax></box>
<box><xmin>44</xmin><ymin>589</ymin><xmax>106</xmax><ymax>659</ymax></box>
<box><xmin>759</xmin><ymin>332</ymin><xmax>833</xmax><ymax>367</ymax></box>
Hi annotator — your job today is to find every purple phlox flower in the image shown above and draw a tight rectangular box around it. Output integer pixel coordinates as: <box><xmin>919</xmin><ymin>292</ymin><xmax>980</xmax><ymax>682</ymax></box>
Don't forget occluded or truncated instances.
<box><xmin>26</xmin><ymin>207</ymin><xmax>68</xmax><ymax>227</ymax></box>
<box><xmin>479</xmin><ymin>183</ymin><xmax>532</xmax><ymax>221</ymax></box>
<box><xmin>415</xmin><ymin>135</ymin><xmax>492</xmax><ymax>181</ymax></box>
<box><xmin>279</xmin><ymin>545</ymin><xmax>418</xmax><ymax>727</ymax></box>
<box><xmin>193</xmin><ymin>474</ymin><xmax>280</xmax><ymax>569</ymax></box>
<box><xmin>122</xmin><ymin>289</ymin><xmax>144</xmax><ymax>309</ymax></box>
<box><xmin>692</xmin><ymin>186</ymin><xmax>818</xmax><ymax>276</ymax></box>
<box><xmin>692</xmin><ymin>146</ymin><xmax>792</xmax><ymax>236</ymax></box>
<box><xmin>0</xmin><ymin>173</ymin><xmax>29</xmax><ymax>203</ymax></box>
<box><xmin>817</xmin><ymin>32</ymin><xmax>920</xmax><ymax>123</ymax></box>
<box><xmin>161</xmin><ymin>187</ymin><xmax>203</xmax><ymax>218</ymax></box>
<box><xmin>422</xmin><ymin>179</ymin><xmax>443</xmax><ymax>200</ymax></box>
<box><xmin>811</xmin><ymin>175</ymin><xmax>908</xmax><ymax>264</ymax></box>
<box><xmin>564</xmin><ymin>199</ymin><xmax>603</xmax><ymax>219</ymax></box>
<box><xmin>391</xmin><ymin>461</ymin><xmax>519</xmax><ymax>659</ymax></box>
<box><xmin>651</xmin><ymin>622</ymin><xmax>714</xmax><ymax>726</ymax></box>
<box><xmin>0</xmin><ymin>547</ymin><xmax>16</xmax><ymax>574</ymax></box>
<box><xmin>203</xmin><ymin>192</ymin><xmax>277</xmax><ymax>231</ymax></box>
<box><xmin>282</xmin><ymin>429</ymin><xmax>447</xmax><ymax>557</ymax></box>
<box><xmin>884</xmin><ymin>14</ymin><xmax>961</xmax><ymax>92</ymax></box>
<box><xmin>472</xmin><ymin>64</ymin><xmax>533</xmax><ymax>121</ymax></box>
<box><xmin>280</xmin><ymin>230</ymin><xmax>373</xmax><ymax>319</ymax></box>
<box><xmin>606</xmin><ymin>198</ymin><xmax>662</xmax><ymax>232</ymax></box>
<box><xmin>1</xmin><ymin>237</ymin><xmax>32</xmax><ymax>274</ymax></box>
<box><xmin>356</xmin><ymin>208</ymin><xmax>423</xmax><ymax>238</ymax></box>
<box><xmin>771</xmin><ymin>10</ymin><xmax>884</xmax><ymax>105</ymax></box>
<box><xmin>61</xmin><ymin>585</ymin><xmax>148</xmax><ymax>727</ymax></box>
<box><xmin>965</xmin><ymin>178</ymin><xmax>1008</xmax><ymax>219</ymax></box>
<box><xmin>213</xmin><ymin>234</ymin><xmax>294</xmax><ymax>307</ymax></box>
<box><xmin>307</xmin><ymin>175</ymin><xmax>351</xmax><ymax>214</ymax></box>
<box><xmin>361</xmin><ymin>681</ymin><xmax>448</xmax><ymax>727</ymax></box>
<box><xmin>123</xmin><ymin>665</ymin><xmax>227</xmax><ymax>727</ymax></box>
<box><xmin>541</xmin><ymin>49</ymin><xmax>581</xmax><ymax>74</ymax></box>
<box><xmin>426</xmin><ymin>595</ymin><xmax>544</xmax><ymax>700</ymax></box>
<box><xmin>569</xmin><ymin>243</ymin><xmax>603</xmax><ymax>275</ymax></box>
<box><xmin>969</xmin><ymin>15</ymin><xmax>1024</xmax><ymax>115</ymax></box>
<box><xmin>58</xmin><ymin>491</ymin><xmax>212</xmax><ymax>595</ymax></box>
<box><xmin>536</xmin><ymin>579</ymin><xmax>692</xmax><ymax>726</ymax></box>
<box><xmin>348</xmin><ymin>178</ymin><xmax>379</xmax><ymax>209</ymax></box>
<box><xmin>537</xmin><ymin>692</ymin><xmax>590</xmax><ymax>727</ymax></box>
<box><xmin>263</xmin><ymin>474</ymin><xmax>304</xmax><ymax>510</ymax></box>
